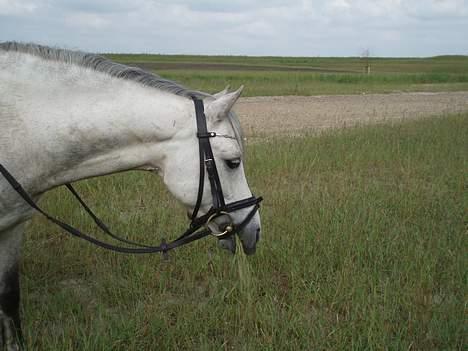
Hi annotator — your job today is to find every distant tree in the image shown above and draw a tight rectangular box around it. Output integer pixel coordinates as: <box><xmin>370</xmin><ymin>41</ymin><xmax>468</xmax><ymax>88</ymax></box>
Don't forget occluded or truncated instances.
<box><xmin>361</xmin><ymin>49</ymin><xmax>371</xmax><ymax>75</ymax></box>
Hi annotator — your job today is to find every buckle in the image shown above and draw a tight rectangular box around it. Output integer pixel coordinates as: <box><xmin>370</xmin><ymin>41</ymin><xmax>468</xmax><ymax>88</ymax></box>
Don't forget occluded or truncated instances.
<box><xmin>197</xmin><ymin>132</ymin><xmax>216</xmax><ymax>138</ymax></box>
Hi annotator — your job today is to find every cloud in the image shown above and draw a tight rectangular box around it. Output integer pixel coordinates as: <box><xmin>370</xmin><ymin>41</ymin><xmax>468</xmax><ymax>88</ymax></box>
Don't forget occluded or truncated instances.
<box><xmin>56</xmin><ymin>0</ymin><xmax>144</xmax><ymax>14</ymax></box>
<box><xmin>0</xmin><ymin>0</ymin><xmax>39</xmax><ymax>16</ymax></box>
<box><xmin>0</xmin><ymin>0</ymin><xmax>467</xmax><ymax>56</ymax></box>
<box><xmin>65</xmin><ymin>12</ymin><xmax>111</xmax><ymax>29</ymax></box>
<box><xmin>403</xmin><ymin>0</ymin><xmax>468</xmax><ymax>19</ymax></box>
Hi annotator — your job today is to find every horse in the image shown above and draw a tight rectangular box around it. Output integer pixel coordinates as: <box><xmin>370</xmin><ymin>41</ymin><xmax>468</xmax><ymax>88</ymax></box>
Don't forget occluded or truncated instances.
<box><xmin>0</xmin><ymin>42</ymin><xmax>262</xmax><ymax>350</ymax></box>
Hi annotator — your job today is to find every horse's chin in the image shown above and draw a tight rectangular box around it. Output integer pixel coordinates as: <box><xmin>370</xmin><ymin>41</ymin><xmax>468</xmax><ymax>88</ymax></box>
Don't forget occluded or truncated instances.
<box><xmin>241</xmin><ymin>242</ymin><xmax>256</xmax><ymax>255</ymax></box>
<box><xmin>217</xmin><ymin>235</ymin><xmax>257</xmax><ymax>255</ymax></box>
<box><xmin>218</xmin><ymin>236</ymin><xmax>236</xmax><ymax>254</ymax></box>
<box><xmin>219</xmin><ymin>235</ymin><xmax>257</xmax><ymax>255</ymax></box>
<box><xmin>211</xmin><ymin>211</ymin><xmax>261</xmax><ymax>255</ymax></box>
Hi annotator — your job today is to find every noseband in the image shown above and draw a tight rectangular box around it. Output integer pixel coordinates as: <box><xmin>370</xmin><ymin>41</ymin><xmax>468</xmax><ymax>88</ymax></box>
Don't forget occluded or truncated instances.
<box><xmin>0</xmin><ymin>97</ymin><xmax>262</xmax><ymax>254</ymax></box>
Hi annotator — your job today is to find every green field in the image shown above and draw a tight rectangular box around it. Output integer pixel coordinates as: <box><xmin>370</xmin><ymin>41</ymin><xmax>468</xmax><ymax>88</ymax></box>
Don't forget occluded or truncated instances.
<box><xmin>106</xmin><ymin>54</ymin><xmax>468</xmax><ymax>96</ymax></box>
<box><xmin>22</xmin><ymin>114</ymin><xmax>467</xmax><ymax>350</ymax></box>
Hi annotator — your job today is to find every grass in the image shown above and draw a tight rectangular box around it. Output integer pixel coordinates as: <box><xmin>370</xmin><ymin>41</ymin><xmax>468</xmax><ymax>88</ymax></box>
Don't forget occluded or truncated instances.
<box><xmin>105</xmin><ymin>54</ymin><xmax>468</xmax><ymax>96</ymax></box>
<box><xmin>156</xmin><ymin>70</ymin><xmax>468</xmax><ymax>97</ymax></box>
<box><xmin>107</xmin><ymin>54</ymin><xmax>468</xmax><ymax>74</ymax></box>
<box><xmin>22</xmin><ymin>114</ymin><xmax>467</xmax><ymax>350</ymax></box>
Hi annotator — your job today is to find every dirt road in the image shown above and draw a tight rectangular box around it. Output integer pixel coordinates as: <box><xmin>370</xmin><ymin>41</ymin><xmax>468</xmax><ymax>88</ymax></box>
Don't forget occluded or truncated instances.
<box><xmin>234</xmin><ymin>91</ymin><xmax>468</xmax><ymax>137</ymax></box>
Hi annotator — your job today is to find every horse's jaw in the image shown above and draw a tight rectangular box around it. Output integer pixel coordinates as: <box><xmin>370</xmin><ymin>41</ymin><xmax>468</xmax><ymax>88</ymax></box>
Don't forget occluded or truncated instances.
<box><xmin>216</xmin><ymin>213</ymin><xmax>261</xmax><ymax>255</ymax></box>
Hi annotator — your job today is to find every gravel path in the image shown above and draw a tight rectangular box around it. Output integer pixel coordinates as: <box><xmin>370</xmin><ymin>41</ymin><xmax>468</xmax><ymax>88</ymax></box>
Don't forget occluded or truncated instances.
<box><xmin>234</xmin><ymin>91</ymin><xmax>468</xmax><ymax>137</ymax></box>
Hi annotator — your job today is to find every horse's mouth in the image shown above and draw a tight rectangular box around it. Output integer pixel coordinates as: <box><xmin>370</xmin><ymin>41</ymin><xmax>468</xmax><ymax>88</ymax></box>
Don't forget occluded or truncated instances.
<box><xmin>218</xmin><ymin>233</ymin><xmax>259</xmax><ymax>255</ymax></box>
<box><xmin>218</xmin><ymin>235</ymin><xmax>257</xmax><ymax>255</ymax></box>
<box><xmin>207</xmin><ymin>213</ymin><xmax>260</xmax><ymax>255</ymax></box>
<box><xmin>218</xmin><ymin>235</ymin><xmax>237</xmax><ymax>254</ymax></box>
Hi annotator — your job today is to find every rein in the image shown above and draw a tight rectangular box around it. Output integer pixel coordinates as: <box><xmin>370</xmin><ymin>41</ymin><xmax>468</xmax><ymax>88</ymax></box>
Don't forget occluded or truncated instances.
<box><xmin>0</xmin><ymin>97</ymin><xmax>262</xmax><ymax>254</ymax></box>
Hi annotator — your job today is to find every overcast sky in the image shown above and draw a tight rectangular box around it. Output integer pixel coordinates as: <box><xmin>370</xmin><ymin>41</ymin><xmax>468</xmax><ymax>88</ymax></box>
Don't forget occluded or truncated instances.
<box><xmin>0</xmin><ymin>0</ymin><xmax>467</xmax><ymax>57</ymax></box>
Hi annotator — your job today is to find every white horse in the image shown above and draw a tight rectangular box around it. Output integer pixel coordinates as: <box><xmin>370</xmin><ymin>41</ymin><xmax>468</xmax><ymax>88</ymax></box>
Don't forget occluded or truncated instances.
<box><xmin>0</xmin><ymin>42</ymin><xmax>261</xmax><ymax>350</ymax></box>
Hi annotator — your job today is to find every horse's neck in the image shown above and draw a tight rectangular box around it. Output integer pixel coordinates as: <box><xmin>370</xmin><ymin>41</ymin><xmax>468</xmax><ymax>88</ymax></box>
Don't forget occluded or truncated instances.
<box><xmin>1</xmin><ymin>57</ymin><xmax>193</xmax><ymax>194</ymax></box>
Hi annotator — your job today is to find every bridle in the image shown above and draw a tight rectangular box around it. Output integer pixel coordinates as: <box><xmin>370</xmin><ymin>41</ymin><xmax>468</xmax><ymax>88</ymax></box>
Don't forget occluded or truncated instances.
<box><xmin>0</xmin><ymin>97</ymin><xmax>263</xmax><ymax>254</ymax></box>
<box><xmin>188</xmin><ymin>97</ymin><xmax>262</xmax><ymax>236</ymax></box>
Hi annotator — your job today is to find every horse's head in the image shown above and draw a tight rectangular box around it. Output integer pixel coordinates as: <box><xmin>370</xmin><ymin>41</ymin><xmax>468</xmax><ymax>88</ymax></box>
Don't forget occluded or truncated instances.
<box><xmin>161</xmin><ymin>86</ymin><xmax>261</xmax><ymax>255</ymax></box>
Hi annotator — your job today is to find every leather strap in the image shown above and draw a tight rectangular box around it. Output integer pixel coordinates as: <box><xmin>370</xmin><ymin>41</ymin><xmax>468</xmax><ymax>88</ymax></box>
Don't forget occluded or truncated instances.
<box><xmin>0</xmin><ymin>163</ymin><xmax>211</xmax><ymax>254</ymax></box>
<box><xmin>192</xmin><ymin>98</ymin><xmax>225</xmax><ymax>212</ymax></box>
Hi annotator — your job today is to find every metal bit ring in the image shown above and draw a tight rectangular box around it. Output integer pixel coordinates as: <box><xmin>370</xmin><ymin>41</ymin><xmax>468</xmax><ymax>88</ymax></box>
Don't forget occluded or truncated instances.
<box><xmin>205</xmin><ymin>211</ymin><xmax>234</xmax><ymax>237</ymax></box>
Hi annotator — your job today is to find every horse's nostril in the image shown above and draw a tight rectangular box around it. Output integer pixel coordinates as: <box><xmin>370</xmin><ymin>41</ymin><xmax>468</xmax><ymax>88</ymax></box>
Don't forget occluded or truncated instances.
<box><xmin>256</xmin><ymin>228</ymin><xmax>260</xmax><ymax>242</ymax></box>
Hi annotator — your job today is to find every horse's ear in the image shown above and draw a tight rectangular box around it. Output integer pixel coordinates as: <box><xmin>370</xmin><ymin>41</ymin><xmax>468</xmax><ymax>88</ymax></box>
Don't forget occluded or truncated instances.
<box><xmin>212</xmin><ymin>85</ymin><xmax>230</xmax><ymax>99</ymax></box>
<box><xmin>205</xmin><ymin>86</ymin><xmax>243</xmax><ymax>121</ymax></box>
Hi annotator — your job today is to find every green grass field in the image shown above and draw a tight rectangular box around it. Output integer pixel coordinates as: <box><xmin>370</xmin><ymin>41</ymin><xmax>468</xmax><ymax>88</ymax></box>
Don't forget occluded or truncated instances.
<box><xmin>22</xmin><ymin>114</ymin><xmax>467</xmax><ymax>350</ymax></box>
<box><xmin>106</xmin><ymin>54</ymin><xmax>468</xmax><ymax>96</ymax></box>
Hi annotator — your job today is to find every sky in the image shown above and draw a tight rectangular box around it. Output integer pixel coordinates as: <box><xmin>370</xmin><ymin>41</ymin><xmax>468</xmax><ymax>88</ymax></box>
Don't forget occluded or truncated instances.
<box><xmin>0</xmin><ymin>0</ymin><xmax>467</xmax><ymax>57</ymax></box>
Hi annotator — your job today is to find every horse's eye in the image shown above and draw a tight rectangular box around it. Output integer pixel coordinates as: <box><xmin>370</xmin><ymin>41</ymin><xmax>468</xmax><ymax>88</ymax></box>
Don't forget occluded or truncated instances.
<box><xmin>225</xmin><ymin>158</ymin><xmax>241</xmax><ymax>169</ymax></box>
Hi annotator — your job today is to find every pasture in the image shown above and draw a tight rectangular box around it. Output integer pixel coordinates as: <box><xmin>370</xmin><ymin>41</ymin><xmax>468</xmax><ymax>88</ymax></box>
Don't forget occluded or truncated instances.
<box><xmin>107</xmin><ymin>54</ymin><xmax>468</xmax><ymax>96</ymax></box>
<box><xmin>22</xmin><ymin>112</ymin><xmax>466</xmax><ymax>350</ymax></box>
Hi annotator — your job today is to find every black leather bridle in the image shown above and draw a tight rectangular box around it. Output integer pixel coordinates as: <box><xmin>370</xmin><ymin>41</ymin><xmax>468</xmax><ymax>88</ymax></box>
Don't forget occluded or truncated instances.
<box><xmin>188</xmin><ymin>97</ymin><xmax>262</xmax><ymax>235</ymax></box>
<box><xmin>0</xmin><ymin>97</ymin><xmax>263</xmax><ymax>254</ymax></box>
